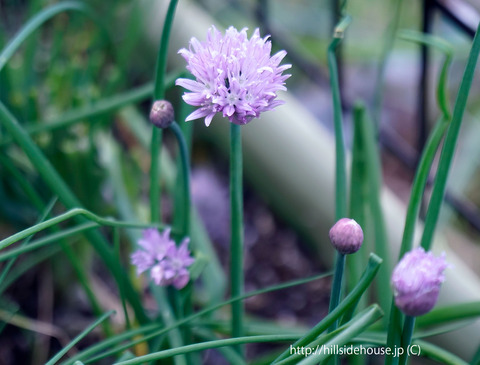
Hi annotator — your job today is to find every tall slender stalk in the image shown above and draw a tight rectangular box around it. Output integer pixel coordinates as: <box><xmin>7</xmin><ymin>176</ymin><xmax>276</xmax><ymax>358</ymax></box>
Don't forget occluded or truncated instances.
<box><xmin>420</xmin><ymin>22</ymin><xmax>480</xmax><ymax>252</ymax></box>
<box><xmin>230</xmin><ymin>123</ymin><xmax>244</xmax><ymax>355</ymax></box>
<box><xmin>170</xmin><ymin>120</ymin><xmax>194</xmax><ymax>362</ymax></box>
<box><xmin>147</xmin><ymin>2</ymin><xmax>187</xmax><ymax>365</ymax></box>
<box><xmin>399</xmin><ymin>315</ymin><xmax>415</xmax><ymax>365</ymax></box>
<box><xmin>150</xmin><ymin>0</ymin><xmax>178</xmax><ymax>223</ymax></box>
<box><xmin>170</xmin><ymin>121</ymin><xmax>191</xmax><ymax>238</ymax></box>
<box><xmin>372</xmin><ymin>0</ymin><xmax>404</xmax><ymax>129</ymax></box>
<box><xmin>390</xmin><ymin>18</ymin><xmax>480</xmax><ymax>365</ymax></box>
<box><xmin>327</xmin><ymin>16</ymin><xmax>351</xmax><ymax>339</ymax></box>
<box><xmin>385</xmin><ymin>32</ymin><xmax>454</xmax><ymax>365</ymax></box>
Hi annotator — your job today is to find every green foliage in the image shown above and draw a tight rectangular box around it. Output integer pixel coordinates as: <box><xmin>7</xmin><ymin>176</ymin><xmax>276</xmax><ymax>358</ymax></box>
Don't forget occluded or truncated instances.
<box><xmin>1</xmin><ymin>0</ymin><xmax>480</xmax><ymax>364</ymax></box>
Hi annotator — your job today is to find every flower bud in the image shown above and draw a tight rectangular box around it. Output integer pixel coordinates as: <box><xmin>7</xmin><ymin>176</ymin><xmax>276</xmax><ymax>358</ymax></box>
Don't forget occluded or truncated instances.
<box><xmin>150</xmin><ymin>100</ymin><xmax>174</xmax><ymax>128</ymax></box>
<box><xmin>391</xmin><ymin>247</ymin><xmax>448</xmax><ymax>317</ymax></box>
<box><xmin>329</xmin><ymin>218</ymin><xmax>364</xmax><ymax>255</ymax></box>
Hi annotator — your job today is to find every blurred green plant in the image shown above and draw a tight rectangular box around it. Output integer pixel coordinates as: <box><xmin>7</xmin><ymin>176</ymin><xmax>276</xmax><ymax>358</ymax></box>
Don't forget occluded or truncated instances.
<box><xmin>1</xmin><ymin>0</ymin><xmax>480</xmax><ymax>364</ymax></box>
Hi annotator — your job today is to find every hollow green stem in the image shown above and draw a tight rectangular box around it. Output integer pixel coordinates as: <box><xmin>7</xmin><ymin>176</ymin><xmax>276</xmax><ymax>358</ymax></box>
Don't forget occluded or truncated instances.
<box><xmin>386</xmin><ymin>300</ymin><xmax>403</xmax><ymax>365</ymax></box>
<box><xmin>385</xmin><ymin>118</ymin><xmax>449</xmax><ymax>363</ymax></box>
<box><xmin>113</xmin><ymin>334</ymin><xmax>299</xmax><ymax>365</ymax></box>
<box><xmin>420</xmin><ymin>22</ymin><xmax>480</xmax><ymax>251</ymax></box>
<box><xmin>326</xmin><ymin>18</ymin><xmax>351</xmax><ymax>360</ymax></box>
<box><xmin>170</xmin><ymin>120</ymin><xmax>194</xmax><ymax>357</ymax></box>
<box><xmin>64</xmin><ymin>272</ymin><xmax>332</xmax><ymax>364</ymax></box>
<box><xmin>170</xmin><ymin>122</ymin><xmax>191</xmax><ymax>238</ymax></box>
<box><xmin>45</xmin><ymin>310</ymin><xmax>115</xmax><ymax>365</ymax></box>
<box><xmin>150</xmin><ymin>0</ymin><xmax>178</xmax><ymax>223</ymax></box>
<box><xmin>386</xmin><ymin>32</ymin><xmax>453</xmax><ymax>365</ymax></box>
<box><xmin>356</xmin><ymin>104</ymin><xmax>391</xmax><ymax>320</ymax></box>
<box><xmin>373</xmin><ymin>0</ymin><xmax>404</xmax><ymax>128</ymax></box>
<box><xmin>147</xmin><ymin>2</ymin><xmax>186</xmax><ymax>363</ymax></box>
<box><xmin>471</xmin><ymin>344</ymin><xmax>480</xmax><ymax>365</ymax></box>
<box><xmin>399</xmin><ymin>316</ymin><xmax>415</xmax><ymax>365</ymax></box>
<box><xmin>150</xmin><ymin>128</ymin><xmax>162</xmax><ymax>223</ymax></box>
<box><xmin>328</xmin><ymin>253</ymin><xmax>345</xmax><ymax>331</ymax></box>
<box><xmin>0</xmin><ymin>223</ymin><xmax>93</xmax><ymax>262</ymax></box>
<box><xmin>0</xmin><ymin>197</ymin><xmax>56</xmax><ymax>292</ymax></box>
<box><xmin>329</xmin><ymin>18</ymin><xmax>350</xmax><ymax>221</ymax></box>
<box><xmin>273</xmin><ymin>253</ymin><xmax>382</xmax><ymax>364</ymax></box>
<box><xmin>399</xmin><ymin>117</ymin><xmax>448</xmax><ymax>259</ymax></box>
<box><xmin>230</xmin><ymin>123</ymin><xmax>244</xmax><ymax>355</ymax></box>
<box><xmin>297</xmin><ymin>305</ymin><xmax>384</xmax><ymax>365</ymax></box>
<box><xmin>0</xmin><ymin>207</ymin><xmax>165</xmax><ymax>251</ymax></box>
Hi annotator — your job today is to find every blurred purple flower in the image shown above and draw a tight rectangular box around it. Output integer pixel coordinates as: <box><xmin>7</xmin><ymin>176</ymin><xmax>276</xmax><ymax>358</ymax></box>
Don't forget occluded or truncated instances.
<box><xmin>391</xmin><ymin>247</ymin><xmax>448</xmax><ymax>316</ymax></box>
<box><xmin>176</xmin><ymin>26</ymin><xmax>291</xmax><ymax>126</ymax></box>
<box><xmin>191</xmin><ymin>167</ymin><xmax>230</xmax><ymax>244</ymax></box>
<box><xmin>131</xmin><ymin>228</ymin><xmax>195</xmax><ymax>289</ymax></box>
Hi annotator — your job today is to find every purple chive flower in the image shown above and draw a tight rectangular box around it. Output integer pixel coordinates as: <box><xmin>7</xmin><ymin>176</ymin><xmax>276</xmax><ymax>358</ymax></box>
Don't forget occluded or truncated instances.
<box><xmin>131</xmin><ymin>228</ymin><xmax>195</xmax><ymax>289</ymax></box>
<box><xmin>391</xmin><ymin>247</ymin><xmax>448</xmax><ymax>316</ymax></box>
<box><xmin>175</xmin><ymin>25</ymin><xmax>291</xmax><ymax>126</ymax></box>
<box><xmin>329</xmin><ymin>218</ymin><xmax>364</xmax><ymax>255</ymax></box>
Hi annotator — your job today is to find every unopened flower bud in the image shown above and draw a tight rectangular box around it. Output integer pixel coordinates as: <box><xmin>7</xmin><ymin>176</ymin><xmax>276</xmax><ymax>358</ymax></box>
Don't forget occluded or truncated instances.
<box><xmin>329</xmin><ymin>218</ymin><xmax>364</xmax><ymax>255</ymax></box>
<box><xmin>391</xmin><ymin>247</ymin><xmax>448</xmax><ymax>317</ymax></box>
<box><xmin>150</xmin><ymin>100</ymin><xmax>174</xmax><ymax>128</ymax></box>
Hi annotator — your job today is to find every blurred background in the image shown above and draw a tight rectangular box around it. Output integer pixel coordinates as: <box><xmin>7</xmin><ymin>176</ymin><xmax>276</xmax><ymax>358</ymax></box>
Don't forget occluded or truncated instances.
<box><xmin>2</xmin><ymin>0</ymin><xmax>480</xmax><ymax>363</ymax></box>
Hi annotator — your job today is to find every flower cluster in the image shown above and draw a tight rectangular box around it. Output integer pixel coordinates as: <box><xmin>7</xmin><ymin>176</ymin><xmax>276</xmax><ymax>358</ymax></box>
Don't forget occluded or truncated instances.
<box><xmin>131</xmin><ymin>228</ymin><xmax>195</xmax><ymax>290</ymax></box>
<box><xmin>391</xmin><ymin>247</ymin><xmax>448</xmax><ymax>316</ymax></box>
<box><xmin>176</xmin><ymin>26</ymin><xmax>291</xmax><ymax>126</ymax></box>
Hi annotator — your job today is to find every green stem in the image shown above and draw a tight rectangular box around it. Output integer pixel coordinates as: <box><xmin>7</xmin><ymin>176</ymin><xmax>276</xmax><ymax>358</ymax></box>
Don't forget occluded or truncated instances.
<box><xmin>0</xmin><ymin>207</ymin><xmax>164</xmax><ymax>251</ymax></box>
<box><xmin>328</xmin><ymin>253</ymin><xmax>345</xmax><ymax>331</ymax></box>
<box><xmin>147</xmin><ymin>1</ymin><xmax>185</xmax><ymax>363</ymax></box>
<box><xmin>170</xmin><ymin>121</ymin><xmax>194</xmax><ymax>358</ymax></box>
<box><xmin>353</xmin><ymin>334</ymin><xmax>469</xmax><ymax>365</ymax></box>
<box><xmin>326</xmin><ymin>18</ymin><xmax>351</xmax><ymax>359</ymax></box>
<box><xmin>417</xmin><ymin>301</ymin><xmax>480</xmax><ymax>327</ymax></box>
<box><xmin>386</xmin><ymin>32</ymin><xmax>453</xmax><ymax>365</ymax></box>
<box><xmin>399</xmin><ymin>316</ymin><xmax>415</xmax><ymax>365</ymax></box>
<box><xmin>405</xmin><ymin>120</ymin><xmax>447</xmax><ymax>252</ymax></box>
<box><xmin>65</xmin><ymin>272</ymin><xmax>332</xmax><ymax>365</ymax></box>
<box><xmin>153</xmin><ymin>0</ymin><xmax>178</xmax><ymax>100</ymax></box>
<box><xmin>150</xmin><ymin>128</ymin><xmax>162</xmax><ymax>223</ymax></box>
<box><xmin>420</xmin><ymin>22</ymin><xmax>480</xmax><ymax>252</ymax></box>
<box><xmin>0</xmin><ymin>223</ymin><xmax>95</xmax><ymax>262</ymax></box>
<box><xmin>373</xmin><ymin>0</ymin><xmax>404</xmax><ymax>128</ymax></box>
<box><xmin>114</xmin><ymin>228</ymin><xmax>131</xmax><ymax>330</ymax></box>
<box><xmin>113</xmin><ymin>335</ymin><xmax>298</xmax><ymax>365</ymax></box>
<box><xmin>45</xmin><ymin>310</ymin><xmax>115</xmax><ymax>365</ymax></box>
<box><xmin>385</xmin><ymin>300</ymin><xmax>403</xmax><ymax>365</ymax></box>
<box><xmin>149</xmin><ymin>0</ymin><xmax>178</xmax><ymax>223</ymax></box>
<box><xmin>471</xmin><ymin>344</ymin><xmax>480</xmax><ymax>365</ymax></box>
<box><xmin>0</xmin><ymin>197</ymin><xmax>56</xmax><ymax>293</ymax></box>
<box><xmin>357</xmin><ymin>104</ymin><xmax>391</xmax><ymax>320</ymax></box>
<box><xmin>170</xmin><ymin>122</ymin><xmax>191</xmax><ymax>238</ymax></box>
<box><xmin>273</xmin><ymin>253</ymin><xmax>382</xmax><ymax>364</ymax></box>
<box><xmin>297</xmin><ymin>305</ymin><xmax>384</xmax><ymax>365</ymax></box>
<box><xmin>328</xmin><ymin>26</ymin><xmax>349</xmax><ymax>221</ymax></box>
<box><xmin>230</xmin><ymin>123</ymin><xmax>244</xmax><ymax>355</ymax></box>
